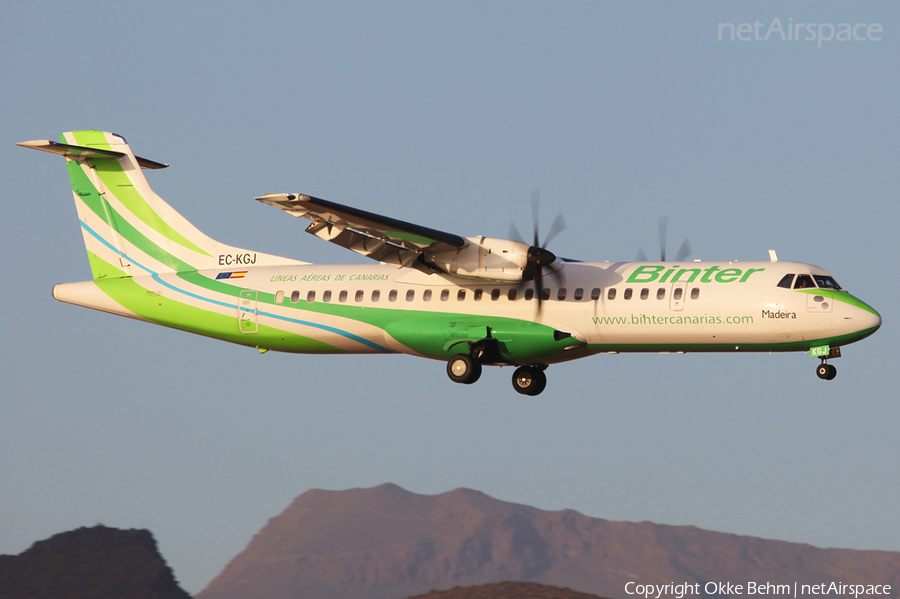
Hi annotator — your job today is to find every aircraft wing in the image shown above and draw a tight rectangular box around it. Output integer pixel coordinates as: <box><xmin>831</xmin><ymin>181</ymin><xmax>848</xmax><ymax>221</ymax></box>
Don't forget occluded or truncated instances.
<box><xmin>256</xmin><ymin>193</ymin><xmax>468</xmax><ymax>270</ymax></box>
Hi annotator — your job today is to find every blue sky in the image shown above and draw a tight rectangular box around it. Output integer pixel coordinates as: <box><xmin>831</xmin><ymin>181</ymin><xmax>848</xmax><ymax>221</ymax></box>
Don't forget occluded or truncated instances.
<box><xmin>2</xmin><ymin>1</ymin><xmax>898</xmax><ymax>594</ymax></box>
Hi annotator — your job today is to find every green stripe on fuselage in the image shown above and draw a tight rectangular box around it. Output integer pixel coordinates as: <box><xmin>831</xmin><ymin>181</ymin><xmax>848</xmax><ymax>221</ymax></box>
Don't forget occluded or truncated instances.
<box><xmin>795</xmin><ymin>288</ymin><xmax>880</xmax><ymax>316</ymax></box>
<box><xmin>585</xmin><ymin>326</ymin><xmax>880</xmax><ymax>354</ymax></box>
<box><xmin>180</xmin><ymin>271</ymin><xmax>578</xmax><ymax>362</ymax></box>
<box><xmin>88</xmin><ymin>255</ymin><xmax>343</xmax><ymax>354</ymax></box>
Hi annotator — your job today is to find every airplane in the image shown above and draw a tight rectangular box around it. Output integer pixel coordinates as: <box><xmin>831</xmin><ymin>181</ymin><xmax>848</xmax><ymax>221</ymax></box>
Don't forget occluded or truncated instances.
<box><xmin>19</xmin><ymin>131</ymin><xmax>882</xmax><ymax>395</ymax></box>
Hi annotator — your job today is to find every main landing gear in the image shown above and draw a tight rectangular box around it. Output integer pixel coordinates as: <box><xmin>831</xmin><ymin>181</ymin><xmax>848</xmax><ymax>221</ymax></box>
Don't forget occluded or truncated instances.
<box><xmin>511</xmin><ymin>365</ymin><xmax>547</xmax><ymax>396</ymax></box>
<box><xmin>446</xmin><ymin>354</ymin><xmax>549</xmax><ymax>395</ymax></box>
<box><xmin>447</xmin><ymin>354</ymin><xmax>482</xmax><ymax>385</ymax></box>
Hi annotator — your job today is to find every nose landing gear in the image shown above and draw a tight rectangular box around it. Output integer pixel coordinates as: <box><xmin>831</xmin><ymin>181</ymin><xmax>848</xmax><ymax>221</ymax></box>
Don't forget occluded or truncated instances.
<box><xmin>816</xmin><ymin>361</ymin><xmax>837</xmax><ymax>380</ymax></box>
<box><xmin>813</xmin><ymin>346</ymin><xmax>840</xmax><ymax>381</ymax></box>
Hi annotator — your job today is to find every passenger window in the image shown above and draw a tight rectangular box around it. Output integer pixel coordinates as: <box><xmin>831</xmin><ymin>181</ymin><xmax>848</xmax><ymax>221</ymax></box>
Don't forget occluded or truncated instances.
<box><xmin>441</xmin><ymin>289</ymin><xmax>449</xmax><ymax>301</ymax></box>
<box><xmin>355</xmin><ymin>290</ymin><xmax>364</xmax><ymax>302</ymax></box>
<box><xmin>474</xmin><ymin>289</ymin><xmax>483</xmax><ymax>301</ymax></box>
<box><xmin>423</xmin><ymin>289</ymin><xmax>432</xmax><ymax>301</ymax></box>
<box><xmin>307</xmin><ymin>290</ymin><xmax>316</xmax><ymax>303</ymax></box>
<box><xmin>457</xmin><ymin>290</ymin><xmax>466</xmax><ymax>301</ymax></box>
<box><xmin>640</xmin><ymin>288</ymin><xmax>649</xmax><ymax>300</ymax></box>
<box><xmin>607</xmin><ymin>288</ymin><xmax>616</xmax><ymax>300</ymax></box>
<box><xmin>794</xmin><ymin>274</ymin><xmax>815</xmax><ymax>289</ymax></box>
<box><xmin>624</xmin><ymin>288</ymin><xmax>633</xmax><ymax>300</ymax></box>
<box><xmin>541</xmin><ymin>288</ymin><xmax>551</xmax><ymax>301</ymax></box>
<box><xmin>591</xmin><ymin>288</ymin><xmax>601</xmax><ymax>300</ymax></box>
<box><xmin>491</xmin><ymin>289</ymin><xmax>500</xmax><ymax>300</ymax></box>
<box><xmin>291</xmin><ymin>290</ymin><xmax>300</xmax><ymax>303</ymax></box>
<box><xmin>323</xmin><ymin>290</ymin><xmax>332</xmax><ymax>302</ymax></box>
<box><xmin>389</xmin><ymin>290</ymin><xmax>398</xmax><ymax>302</ymax></box>
<box><xmin>558</xmin><ymin>288</ymin><xmax>567</xmax><ymax>300</ymax></box>
<box><xmin>657</xmin><ymin>288</ymin><xmax>665</xmax><ymax>300</ymax></box>
<box><xmin>777</xmin><ymin>274</ymin><xmax>795</xmax><ymax>289</ymax></box>
<box><xmin>524</xmin><ymin>288</ymin><xmax>534</xmax><ymax>301</ymax></box>
<box><xmin>371</xmin><ymin>290</ymin><xmax>380</xmax><ymax>302</ymax></box>
<box><xmin>673</xmin><ymin>288</ymin><xmax>683</xmax><ymax>300</ymax></box>
<box><xmin>508</xmin><ymin>289</ymin><xmax>517</xmax><ymax>301</ymax></box>
<box><xmin>574</xmin><ymin>288</ymin><xmax>584</xmax><ymax>301</ymax></box>
<box><xmin>406</xmin><ymin>289</ymin><xmax>415</xmax><ymax>301</ymax></box>
<box><xmin>339</xmin><ymin>290</ymin><xmax>348</xmax><ymax>302</ymax></box>
<box><xmin>691</xmin><ymin>288</ymin><xmax>700</xmax><ymax>300</ymax></box>
<box><xmin>275</xmin><ymin>290</ymin><xmax>284</xmax><ymax>304</ymax></box>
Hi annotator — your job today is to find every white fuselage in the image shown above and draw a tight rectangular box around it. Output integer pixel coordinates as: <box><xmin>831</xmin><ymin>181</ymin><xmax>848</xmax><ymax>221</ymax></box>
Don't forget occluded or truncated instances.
<box><xmin>53</xmin><ymin>258</ymin><xmax>882</xmax><ymax>363</ymax></box>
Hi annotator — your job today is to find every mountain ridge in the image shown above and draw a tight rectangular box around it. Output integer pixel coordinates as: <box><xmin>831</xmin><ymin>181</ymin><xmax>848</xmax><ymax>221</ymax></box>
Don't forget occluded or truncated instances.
<box><xmin>198</xmin><ymin>484</ymin><xmax>900</xmax><ymax>599</ymax></box>
<box><xmin>0</xmin><ymin>525</ymin><xmax>191</xmax><ymax>599</ymax></box>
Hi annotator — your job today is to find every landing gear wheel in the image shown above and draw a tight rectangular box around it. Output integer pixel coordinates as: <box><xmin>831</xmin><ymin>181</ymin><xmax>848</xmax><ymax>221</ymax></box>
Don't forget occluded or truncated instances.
<box><xmin>447</xmin><ymin>354</ymin><xmax>482</xmax><ymax>385</ymax></box>
<box><xmin>816</xmin><ymin>363</ymin><xmax>837</xmax><ymax>380</ymax></box>
<box><xmin>512</xmin><ymin>366</ymin><xmax>547</xmax><ymax>396</ymax></box>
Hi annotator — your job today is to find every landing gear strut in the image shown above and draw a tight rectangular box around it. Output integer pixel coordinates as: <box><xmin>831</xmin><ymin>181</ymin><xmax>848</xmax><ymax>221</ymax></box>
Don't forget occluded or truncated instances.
<box><xmin>447</xmin><ymin>354</ymin><xmax>482</xmax><ymax>385</ymax></box>
<box><xmin>814</xmin><ymin>346</ymin><xmax>840</xmax><ymax>381</ymax></box>
<box><xmin>446</xmin><ymin>352</ymin><xmax>550</xmax><ymax>395</ymax></box>
<box><xmin>816</xmin><ymin>361</ymin><xmax>837</xmax><ymax>380</ymax></box>
<box><xmin>512</xmin><ymin>365</ymin><xmax>547</xmax><ymax>396</ymax></box>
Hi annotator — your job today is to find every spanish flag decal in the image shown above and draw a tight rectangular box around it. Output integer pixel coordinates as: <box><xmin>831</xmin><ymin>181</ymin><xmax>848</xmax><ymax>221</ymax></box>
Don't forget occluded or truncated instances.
<box><xmin>216</xmin><ymin>271</ymin><xmax>248</xmax><ymax>280</ymax></box>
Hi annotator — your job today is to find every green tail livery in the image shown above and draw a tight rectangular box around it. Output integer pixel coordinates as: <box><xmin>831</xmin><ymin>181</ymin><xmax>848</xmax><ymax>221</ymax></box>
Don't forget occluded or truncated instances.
<box><xmin>19</xmin><ymin>131</ymin><xmax>881</xmax><ymax>394</ymax></box>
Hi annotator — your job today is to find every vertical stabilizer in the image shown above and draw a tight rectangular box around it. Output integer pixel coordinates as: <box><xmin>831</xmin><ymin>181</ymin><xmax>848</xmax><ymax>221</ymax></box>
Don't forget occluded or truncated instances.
<box><xmin>19</xmin><ymin>131</ymin><xmax>302</xmax><ymax>280</ymax></box>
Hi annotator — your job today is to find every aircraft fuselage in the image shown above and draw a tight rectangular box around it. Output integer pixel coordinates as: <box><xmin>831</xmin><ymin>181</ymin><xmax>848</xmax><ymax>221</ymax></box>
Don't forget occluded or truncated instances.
<box><xmin>53</xmin><ymin>259</ymin><xmax>881</xmax><ymax>365</ymax></box>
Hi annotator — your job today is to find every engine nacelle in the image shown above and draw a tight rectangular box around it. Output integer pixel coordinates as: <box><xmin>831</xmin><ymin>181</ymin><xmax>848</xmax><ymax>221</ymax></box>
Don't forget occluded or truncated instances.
<box><xmin>425</xmin><ymin>236</ymin><xmax>532</xmax><ymax>281</ymax></box>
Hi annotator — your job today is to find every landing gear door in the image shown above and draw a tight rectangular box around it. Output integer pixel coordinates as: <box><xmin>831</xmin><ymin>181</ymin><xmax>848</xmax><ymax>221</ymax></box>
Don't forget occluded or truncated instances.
<box><xmin>238</xmin><ymin>290</ymin><xmax>258</xmax><ymax>333</ymax></box>
<box><xmin>670</xmin><ymin>282</ymin><xmax>686</xmax><ymax>311</ymax></box>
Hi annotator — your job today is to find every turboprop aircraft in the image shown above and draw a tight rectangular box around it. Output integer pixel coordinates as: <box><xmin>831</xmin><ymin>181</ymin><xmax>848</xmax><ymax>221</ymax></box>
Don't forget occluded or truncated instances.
<box><xmin>19</xmin><ymin>131</ymin><xmax>882</xmax><ymax>395</ymax></box>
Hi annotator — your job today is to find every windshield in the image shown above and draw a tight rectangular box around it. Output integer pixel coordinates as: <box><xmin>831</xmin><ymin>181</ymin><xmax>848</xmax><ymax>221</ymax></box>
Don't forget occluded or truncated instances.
<box><xmin>794</xmin><ymin>274</ymin><xmax>815</xmax><ymax>289</ymax></box>
<box><xmin>813</xmin><ymin>275</ymin><xmax>842</xmax><ymax>290</ymax></box>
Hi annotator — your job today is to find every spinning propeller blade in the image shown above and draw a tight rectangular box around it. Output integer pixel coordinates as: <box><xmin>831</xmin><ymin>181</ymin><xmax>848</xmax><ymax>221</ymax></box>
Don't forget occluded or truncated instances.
<box><xmin>636</xmin><ymin>216</ymin><xmax>692</xmax><ymax>262</ymax></box>
<box><xmin>511</xmin><ymin>190</ymin><xmax>565</xmax><ymax>314</ymax></box>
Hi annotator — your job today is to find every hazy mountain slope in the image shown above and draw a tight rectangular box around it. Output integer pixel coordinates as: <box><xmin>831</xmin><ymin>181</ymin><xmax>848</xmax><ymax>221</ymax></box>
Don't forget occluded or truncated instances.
<box><xmin>198</xmin><ymin>484</ymin><xmax>900</xmax><ymax>599</ymax></box>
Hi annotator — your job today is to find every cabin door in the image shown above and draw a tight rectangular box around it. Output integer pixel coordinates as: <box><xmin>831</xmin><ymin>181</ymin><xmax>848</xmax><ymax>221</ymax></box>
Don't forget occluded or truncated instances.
<box><xmin>669</xmin><ymin>282</ymin><xmax>687</xmax><ymax>311</ymax></box>
<box><xmin>238</xmin><ymin>290</ymin><xmax>258</xmax><ymax>333</ymax></box>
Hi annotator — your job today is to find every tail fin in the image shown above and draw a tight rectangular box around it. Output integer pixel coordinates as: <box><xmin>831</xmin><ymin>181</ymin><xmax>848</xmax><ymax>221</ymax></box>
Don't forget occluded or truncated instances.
<box><xmin>19</xmin><ymin>130</ymin><xmax>299</xmax><ymax>280</ymax></box>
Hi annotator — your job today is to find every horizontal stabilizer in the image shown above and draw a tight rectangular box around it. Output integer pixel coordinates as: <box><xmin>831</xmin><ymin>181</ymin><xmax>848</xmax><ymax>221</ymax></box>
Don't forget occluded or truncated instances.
<box><xmin>16</xmin><ymin>139</ymin><xmax>169</xmax><ymax>170</ymax></box>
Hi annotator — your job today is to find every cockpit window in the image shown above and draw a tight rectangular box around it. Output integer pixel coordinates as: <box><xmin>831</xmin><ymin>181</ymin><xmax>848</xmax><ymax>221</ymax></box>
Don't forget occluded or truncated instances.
<box><xmin>794</xmin><ymin>274</ymin><xmax>815</xmax><ymax>289</ymax></box>
<box><xmin>777</xmin><ymin>274</ymin><xmax>795</xmax><ymax>289</ymax></box>
<box><xmin>813</xmin><ymin>275</ymin><xmax>842</xmax><ymax>290</ymax></box>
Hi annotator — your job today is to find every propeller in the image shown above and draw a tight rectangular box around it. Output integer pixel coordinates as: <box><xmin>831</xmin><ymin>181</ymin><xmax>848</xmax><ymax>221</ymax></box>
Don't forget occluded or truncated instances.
<box><xmin>637</xmin><ymin>216</ymin><xmax>692</xmax><ymax>262</ymax></box>
<box><xmin>509</xmin><ymin>190</ymin><xmax>566</xmax><ymax>313</ymax></box>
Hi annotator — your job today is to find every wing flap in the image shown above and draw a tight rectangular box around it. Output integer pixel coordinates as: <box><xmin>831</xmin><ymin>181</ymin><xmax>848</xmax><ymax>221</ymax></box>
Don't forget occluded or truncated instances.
<box><xmin>256</xmin><ymin>193</ymin><xmax>468</xmax><ymax>270</ymax></box>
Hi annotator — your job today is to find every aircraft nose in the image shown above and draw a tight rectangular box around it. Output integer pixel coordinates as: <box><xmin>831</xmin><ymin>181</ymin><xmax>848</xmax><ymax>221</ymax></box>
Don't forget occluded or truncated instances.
<box><xmin>862</xmin><ymin>308</ymin><xmax>882</xmax><ymax>333</ymax></box>
<box><xmin>847</xmin><ymin>299</ymin><xmax>881</xmax><ymax>336</ymax></box>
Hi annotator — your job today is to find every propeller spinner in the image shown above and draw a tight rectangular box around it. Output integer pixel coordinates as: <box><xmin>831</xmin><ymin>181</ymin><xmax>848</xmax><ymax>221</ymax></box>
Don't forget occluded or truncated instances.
<box><xmin>510</xmin><ymin>191</ymin><xmax>565</xmax><ymax>312</ymax></box>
